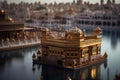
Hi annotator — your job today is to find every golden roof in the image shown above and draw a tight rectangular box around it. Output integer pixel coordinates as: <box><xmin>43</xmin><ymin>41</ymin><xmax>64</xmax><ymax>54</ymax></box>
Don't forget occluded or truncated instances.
<box><xmin>41</xmin><ymin>27</ymin><xmax>102</xmax><ymax>48</ymax></box>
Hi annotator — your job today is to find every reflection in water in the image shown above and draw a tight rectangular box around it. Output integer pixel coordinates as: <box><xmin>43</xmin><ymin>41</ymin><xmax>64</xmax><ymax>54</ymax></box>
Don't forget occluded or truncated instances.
<box><xmin>0</xmin><ymin>48</ymin><xmax>34</xmax><ymax>64</ymax></box>
<box><xmin>101</xmin><ymin>30</ymin><xmax>120</xmax><ymax>80</ymax></box>
<box><xmin>91</xmin><ymin>67</ymin><xmax>96</xmax><ymax>79</ymax></box>
<box><xmin>103</xmin><ymin>30</ymin><xmax>120</xmax><ymax>50</ymax></box>
<box><xmin>32</xmin><ymin>62</ymin><xmax>107</xmax><ymax>80</ymax></box>
<box><xmin>0</xmin><ymin>49</ymin><xmax>24</xmax><ymax>69</ymax></box>
<box><xmin>0</xmin><ymin>47</ymin><xmax>41</xmax><ymax>80</ymax></box>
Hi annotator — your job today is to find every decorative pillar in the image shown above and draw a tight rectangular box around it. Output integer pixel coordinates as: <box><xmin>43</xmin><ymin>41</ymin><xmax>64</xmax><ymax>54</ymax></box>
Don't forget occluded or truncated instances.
<box><xmin>88</xmin><ymin>46</ymin><xmax>92</xmax><ymax>61</ymax></box>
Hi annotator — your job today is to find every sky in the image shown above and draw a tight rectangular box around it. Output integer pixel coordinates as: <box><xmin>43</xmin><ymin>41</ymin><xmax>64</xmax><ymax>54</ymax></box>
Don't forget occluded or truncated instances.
<box><xmin>1</xmin><ymin>0</ymin><xmax>120</xmax><ymax>4</ymax></box>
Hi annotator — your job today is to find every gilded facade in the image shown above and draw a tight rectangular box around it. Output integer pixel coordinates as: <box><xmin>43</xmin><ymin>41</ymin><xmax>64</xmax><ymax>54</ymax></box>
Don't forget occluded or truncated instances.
<box><xmin>36</xmin><ymin>27</ymin><xmax>107</xmax><ymax>68</ymax></box>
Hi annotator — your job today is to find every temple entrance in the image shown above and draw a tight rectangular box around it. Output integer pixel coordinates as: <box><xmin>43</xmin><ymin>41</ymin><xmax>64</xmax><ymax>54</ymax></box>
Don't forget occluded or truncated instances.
<box><xmin>57</xmin><ymin>60</ymin><xmax>63</xmax><ymax>66</ymax></box>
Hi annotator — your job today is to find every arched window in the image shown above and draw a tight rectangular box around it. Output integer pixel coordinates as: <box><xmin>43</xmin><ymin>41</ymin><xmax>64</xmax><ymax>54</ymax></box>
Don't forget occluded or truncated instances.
<box><xmin>91</xmin><ymin>21</ymin><xmax>93</xmax><ymax>25</ymax></box>
<box><xmin>103</xmin><ymin>22</ymin><xmax>106</xmax><ymax>26</ymax></box>
<box><xmin>107</xmin><ymin>22</ymin><xmax>110</xmax><ymax>26</ymax></box>
<box><xmin>112</xmin><ymin>22</ymin><xmax>116</xmax><ymax>26</ymax></box>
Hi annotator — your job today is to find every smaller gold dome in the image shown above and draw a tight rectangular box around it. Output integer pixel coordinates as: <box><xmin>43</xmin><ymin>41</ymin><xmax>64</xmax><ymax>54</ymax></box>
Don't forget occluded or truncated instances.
<box><xmin>0</xmin><ymin>9</ymin><xmax>5</xmax><ymax>13</ymax></box>
<box><xmin>8</xmin><ymin>17</ymin><xmax>14</xmax><ymax>22</ymax></box>
<box><xmin>45</xmin><ymin>28</ymin><xmax>50</xmax><ymax>32</ymax></box>
<box><xmin>42</xmin><ymin>28</ymin><xmax>50</xmax><ymax>32</ymax></box>
<box><xmin>93</xmin><ymin>27</ymin><xmax>102</xmax><ymax>34</ymax></box>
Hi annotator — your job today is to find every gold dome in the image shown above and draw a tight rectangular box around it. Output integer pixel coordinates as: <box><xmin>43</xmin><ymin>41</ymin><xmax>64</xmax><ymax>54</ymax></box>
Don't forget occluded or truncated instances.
<box><xmin>7</xmin><ymin>17</ymin><xmax>14</xmax><ymax>22</ymax></box>
<box><xmin>45</xmin><ymin>28</ymin><xmax>50</xmax><ymax>32</ymax></box>
<box><xmin>93</xmin><ymin>27</ymin><xmax>102</xmax><ymax>35</ymax></box>
<box><xmin>0</xmin><ymin>9</ymin><xmax>6</xmax><ymax>21</ymax></box>
<box><xmin>0</xmin><ymin>9</ymin><xmax>5</xmax><ymax>13</ymax></box>
<box><xmin>69</xmin><ymin>27</ymin><xmax>83</xmax><ymax>34</ymax></box>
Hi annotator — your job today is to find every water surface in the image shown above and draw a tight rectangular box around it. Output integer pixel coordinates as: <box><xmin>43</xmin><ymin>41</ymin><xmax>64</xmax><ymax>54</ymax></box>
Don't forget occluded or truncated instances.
<box><xmin>0</xmin><ymin>30</ymin><xmax>120</xmax><ymax>80</ymax></box>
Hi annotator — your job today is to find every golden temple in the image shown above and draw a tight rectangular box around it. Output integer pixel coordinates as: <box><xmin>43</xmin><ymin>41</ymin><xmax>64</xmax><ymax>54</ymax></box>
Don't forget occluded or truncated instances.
<box><xmin>33</xmin><ymin>27</ymin><xmax>107</xmax><ymax>69</ymax></box>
